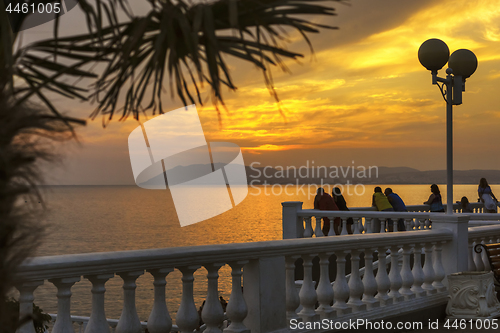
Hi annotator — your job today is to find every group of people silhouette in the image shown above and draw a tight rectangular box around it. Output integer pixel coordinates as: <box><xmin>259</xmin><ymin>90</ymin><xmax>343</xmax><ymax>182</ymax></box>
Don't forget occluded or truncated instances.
<box><xmin>313</xmin><ymin>178</ymin><xmax>498</xmax><ymax>236</ymax></box>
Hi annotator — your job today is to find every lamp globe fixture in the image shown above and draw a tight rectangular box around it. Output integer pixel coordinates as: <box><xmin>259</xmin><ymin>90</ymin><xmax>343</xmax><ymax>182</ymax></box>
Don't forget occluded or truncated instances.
<box><xmin>448</xmin><ymin>49</ymin><xmax>478</xmax><ymax>78</ymax></box>
<box><xmin>418</xmin><ymin>38</ymin><xmax>450</xmax><ymax>71</ymax></box>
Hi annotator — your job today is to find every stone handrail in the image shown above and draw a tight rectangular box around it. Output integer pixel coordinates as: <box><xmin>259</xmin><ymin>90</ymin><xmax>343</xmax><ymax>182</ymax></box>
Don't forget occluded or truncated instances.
<box><xmin>17</xmin><ymin>228</ymin><xmax>457</xmax><ymax>333</ymax></box>
<box><xmin>283</xmin><ymin>201</ymin><xmax>498</xmax><ymax>239</ymax></box>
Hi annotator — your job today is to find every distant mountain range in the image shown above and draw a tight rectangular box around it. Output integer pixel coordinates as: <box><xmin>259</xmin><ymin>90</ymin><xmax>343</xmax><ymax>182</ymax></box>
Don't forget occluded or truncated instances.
<box><xmin>139</xmin><ymin>164</ymin><xmax>500</xmax><ymax>186</ymax></box>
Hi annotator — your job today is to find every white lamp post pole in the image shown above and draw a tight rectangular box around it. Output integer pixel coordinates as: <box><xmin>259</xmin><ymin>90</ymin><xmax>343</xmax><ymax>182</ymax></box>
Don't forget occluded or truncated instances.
<box><xmin>418</xmin><ymin>39</ymin><xmax>477</xmax><ymax>214</ymax></box>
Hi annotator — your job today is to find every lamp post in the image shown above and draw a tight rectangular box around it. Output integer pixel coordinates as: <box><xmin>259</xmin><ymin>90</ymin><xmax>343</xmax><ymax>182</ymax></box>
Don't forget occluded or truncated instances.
<box><xmin>418</xmin><ymin>39</ymin><xmax>478</xmax><ymax>214</ymax></box>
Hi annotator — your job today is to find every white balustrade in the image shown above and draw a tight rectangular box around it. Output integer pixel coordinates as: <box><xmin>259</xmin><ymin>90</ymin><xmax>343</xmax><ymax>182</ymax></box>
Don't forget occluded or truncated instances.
<box><xmin>421</xmin><ymin>244</ymin><xmax>436</xmax><ymax>295</ymax></box>
<box><xmin>85</xmin><ymin>274</ymin><xmax>114</xmax><ymax>333</ymax></box>
<box><xmin>375</xmin><ymin>247</ymin><xmax>391</xmax><ymax>306</ymax></box>
<box><xmin>50</xmin><ymin>277</ymin><xmax>81</xmax><ymax>333</ymax></box>
<box><xmin>16</xmin><ymin>280</ymin><xmax>44</xmax><ymax>333</ymax></box>
<box><xmin>411</xmin><ymin>246</ymin><xmax>426</xmax><ymax>298</ymax></box>
<box><xmin>298</xmin><ymin>254</ymin><xmax>317</xmax><ymax>321</ymax></box>
<box><xmin>176</xmin><ymin>266</ymin><xmax>200</xmax><ymax>333</ymax></box>
<box><xmin>361</xmin><ymin>248</ymin><xmax>378</xmax><ymax>309</ymax></box>
<box><xmin>147</xmin><ymin>268</ymin><xmax>173</xmax><ymax>333</ymax></box>
<box><xmin>328</xmin><ymin>218</ymin><xmax>336</xmax><ymax>236</ymax></box>
<box><xmin>314</xmin><ymin>216</ymin><xmax>323</xmax><ymax>237</ymax></box>
<box><xmin>468</xmin><ymin>240</ymin><xmax>477</xmax><ymax>271</ymax></box>
<box><xmin>432</xmin><ymin>242</ymin><xmax>446</xmax><ymax>292</ymax></box>
<box><xmin>399</xmin><ymin>244</ymin><xmax>414</xmax><ymax>300</ymax></box>
<box><xmin>388</xmin><ymin>246</ymin><xmax>403</xmax><ymax>303</ymax></box>
<box><xmin>347</xmin><ymin>250</ymin><xmax>364</xmax><ymax>311</ymax></box>
<box><xmin>225</xmin><ymin>261</ymin><xmax>249</xmax><ymax>333</ymax></box>
<box><xmin>285</xmin><ymin>256</ymin><xmax>300</xmax><ymax>320</ymax></box>
<box><xmin>303</xmin><ymin>217</ymin><xmax>313</xmax><ymax>238</ymax></box>
<box><xmin>19</xmin><ymin>218</ymin><xmax>500</xmax><ymax>333</ymax></box>
<box><xmin>332</xmin><ymin>250</ymin><xmax>350</xmax><ymax>316</ymax></box>
<box><xmin>115</xmin><ymin>271</ymin><xmax>143</xmax><ymax>333</ymax></box>
<box><xmin>340</xmin><ymin>218</ymin><xmax>348</xmax><ymax>235</ymax></box>
<box><xmin>202</xmin><ymin>264</ymin><xmax>225</xmax><ymax>333</ymax></box>
<box><xmin>316</xmin><ymin>253</ymin><xmax>334</xmax><ymax>318</ymax></box>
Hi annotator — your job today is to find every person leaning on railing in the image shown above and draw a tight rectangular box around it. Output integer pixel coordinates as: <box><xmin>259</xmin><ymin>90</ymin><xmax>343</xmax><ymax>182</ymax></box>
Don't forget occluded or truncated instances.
<box><xmin>384</xmin><ymin>188</ymin><xmax>407</xmax><ymax>231</ymax></box>
<box><xmin>372</xmin><ymin>186</ymin><xmax>394</xmax><ymax>232</ymax></box>
<box><xmin>423</xmin><ymin>184</ymin><xmax>445</xmax><ymax>212</ymax></box>
<box><xmin>332</xmin><ymin>187</ymin><xmax>353</xmax><ymax>234</ymax></box>
<box><xmin>314</xmin><ymin>187</ymin><xmax>340</xmax><ymax>235</ymax></box>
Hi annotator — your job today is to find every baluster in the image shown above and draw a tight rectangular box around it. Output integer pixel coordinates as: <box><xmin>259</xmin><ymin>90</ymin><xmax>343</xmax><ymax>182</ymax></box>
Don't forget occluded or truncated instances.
<box><xmin>375</xmin><ymin>247</ymin><xmax>391</xmax><ymax>306</ymax></box>
<box><xmin>285</xmin><ymin>256</ymin><xmax>300</xmax><ymax>320</ymax></box>
<box><xmin>347</xmin><ymin>250</ymin><xmax>365</xmax><ymax>312</ymax></box>
<box><xmin>425</xmin><ymin>219</ymin><xmax>431</xmax><ymax>229</ymax></box>
<box><xmin>473</xmin><ymin>240</ymin><xmax>485</xmax><ymax>271</ymax></box>
<box><xmin>379</xmin><ymin>219</ymin><xmax>386</xmax><ymax>233</ymax></box>
<box><xmin>49</xmin><ymin>277</ymin><xmax>81</xmax><ymax>333</ymax></box>
<box><xmin>468</xmin><ymin>240</ymin><xmax>477</xmax><ymax>271</ymax></box>
<box><xmin>85</xmin><ymin>274</ymin><xmax>114</xmax><ymax>333</ymax></box>
<box><xmin>357</xmin><ymin>217</ymin><xmax>364</xmax><ymax>234</ymax></box>
<box><xmin>361</xmin><ymin>248</ymin><xmax>379</xmax><ymax>309</ymax></box>
<box><xmin>147</xmin><ymin>268</ymin><xmax>173</xmax><ymax>333</ymax></box>
<box><xmin>421</xmin><ymin>243</ymin><xmax>436</xmax><ymax>295</ymax></box>
<box><xmin>411</xmin><ymin>245</ymin><xmax>425</xmax><ymax>297</ymax></box>
<box><xmin>15</xmin><ymin>280</ymin><xmax>44</xmax><ymax>333</ymax></box>
<box><xmin>202</xmin><ymin>264</ymin><xmax>225</xmax><ymax>333</ymax></box>
<box><xmin>333</xmin><ymin>250</ymin><xmax>351</xmax><ymax>316</ymax></box>
<box><xmin>388</xmin><ymin>246</ymin><xmax>403</xmax><ymax>302</ymax></box>
<box><xmin>480</xmin><ymin>238</ymin><xmax>490</xmax><ymax>270</ymax></box>
<box><xmin>303</xmin><ymin>217</ymin><xmax>313</xmax><ymax>238</ymax></box>
<box><xmin>224</xmin><ymin>261</ymin><xmax>249</xmax><ymax>333</ymax></box>
<box><xmin>365</xmin><ymin>218</ymin><xmax>372</xmax><ymax>234</ymax></box>
<box><xmin>298</xmin><ymin>254</ymin><xmax>318</xmax><ymax>321</ymax></box>
<box><xmin>314</xmin><ymin>216</ymin><xmax>323</xmax><ymax>237</ymax></box>
<box><xmin>177</xmin><ymin>266</ymin><xmax>201</xmax><ymax>333</ymax></box>
<box><xmin>399</xmin><ymin>244</ymin><xmax>414</xmax><ymax>300</ymax></box>
<box><xmin>316</xmin><ymin>253</ymin><xmax>334</xmax><ymax>319</ymax></box>
<box><xmin>432</xmin><ymin>242</ymin><xmax>446</xmax><ymax>292</ymax></box>
<box><xmin>115</xmin><ymin>271</ymin><xmax>143</xmax><ymax>333</ymax></box>
<box><xmin>414</xmin><ymin>219</ymin><xmax>421</xmax><ymax>231</ymax></box>
<box><xmin>328</xmin><ymin>217</ymin><xmax>335</xmax><ymax>236</ymax></box>
<box><xmin>340</xmin><ymin>218</ymin><xmax>348</xmax><ymax>235</ymax></box>
<box><xmin>405</xmin><ymin>218</ymin><xmax>412</xmax><ymax>232</ymax></box>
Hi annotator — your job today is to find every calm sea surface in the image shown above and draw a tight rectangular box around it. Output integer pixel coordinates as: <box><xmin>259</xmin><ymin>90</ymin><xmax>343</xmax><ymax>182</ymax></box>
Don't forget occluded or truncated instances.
<box><xmin>32</xmin><ymin>184</ymin><xmax>498</xmax><ymax>322</ymax></box>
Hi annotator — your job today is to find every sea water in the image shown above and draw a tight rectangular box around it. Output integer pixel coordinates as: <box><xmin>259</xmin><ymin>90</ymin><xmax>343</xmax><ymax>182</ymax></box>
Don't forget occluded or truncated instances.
<box><xmin>32</xmin><ymin>184</ymin><xmax>497</xmax><ymax>322</ymax></box>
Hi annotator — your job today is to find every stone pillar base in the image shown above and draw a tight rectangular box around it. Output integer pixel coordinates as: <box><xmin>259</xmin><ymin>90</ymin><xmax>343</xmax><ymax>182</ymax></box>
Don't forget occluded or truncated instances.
<box><xmin>446</xmin><ymin>271</ymin><xmax>500</xmax><ymax>319</ymax></box>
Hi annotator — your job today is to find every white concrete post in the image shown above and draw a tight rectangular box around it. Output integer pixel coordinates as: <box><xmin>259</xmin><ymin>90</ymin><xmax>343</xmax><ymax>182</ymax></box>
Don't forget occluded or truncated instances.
<box><xmin>431</xmin><ymin>214</ymin><xmax>470</xmax><ymax>285</ymax></box>
<box><xmin>282</xmin><ymin>201</ymin><xmax>303</xmax><ymax>239</ymax></box>
<box><xmin>15</xmin><ymin>280</ymin><xmax>44</xmax><ymax>333</ymax></box>
<box><xmin>243</xmin><ymin>256</ymin><xmax>287</xmax><ymax>333</ymax></box>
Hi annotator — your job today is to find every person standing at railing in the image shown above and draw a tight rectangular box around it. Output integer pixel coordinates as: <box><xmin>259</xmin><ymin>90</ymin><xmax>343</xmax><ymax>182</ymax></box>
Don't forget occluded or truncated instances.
<box><xmin>384</xmin><ymin>188</ymin><xmax>406</xmax><ymax>231</ymax></box>
<box><xmin>314</xmin><ymin>187</ymin><xmax>340</xmax><ymax>235</ymax></box>
<box><xmin>332</xmin><ymin>187</ymin><xmax>353</xmax><ymax>234</ymax></box>
<box><xmin>423</xmin><ymin>184</ymin><xmax>445</xmax><ymax>212</ymax></box>
<box><xmin>478</xmin><ymin>178</ymin><xmax>498</xmax><ymax>213</ymax></box>
<box><xmin>372</xmin><ymin>186</ymin><xmax>394</xmax><ymax>232</ymax></box>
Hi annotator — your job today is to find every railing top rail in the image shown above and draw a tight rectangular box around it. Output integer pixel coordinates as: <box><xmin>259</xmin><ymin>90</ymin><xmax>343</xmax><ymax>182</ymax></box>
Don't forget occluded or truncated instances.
<box><xmin>468</xmin><ymin>225</ymin><xmax>500</xmax><ymax>239</ymax></box>
<box><xmin>297</xmin><ymin>209</ymin><xmax>432</xmax><ymax>218</ymax></box>
<box><xmin>17</xmin><ymin>229</ymin><xmax>452</xmax><ymax>281</ymax></box>
<box><xmin>465</xmin><ymin>213</ymin><xmax>500</xmax><ymax>220</ymax></box>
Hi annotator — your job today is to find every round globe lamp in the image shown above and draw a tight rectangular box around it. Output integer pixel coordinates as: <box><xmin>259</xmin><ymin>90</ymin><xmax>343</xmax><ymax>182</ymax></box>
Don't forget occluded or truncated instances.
<box><xmin>418</xmin><ymin>38</ymin><xmax>450</xmax><ymax>71</ymax></box>
<box><xmin>448</xmin><ymin>49</ymin><xmax>478</xmax><ymax>78</ymax></box>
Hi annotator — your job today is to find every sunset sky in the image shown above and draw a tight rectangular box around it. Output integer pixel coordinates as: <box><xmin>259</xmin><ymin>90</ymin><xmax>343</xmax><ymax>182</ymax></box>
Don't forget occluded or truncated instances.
<box><xmin>24</xmin><ymin>0</ymin><xmax>500</xmax><ymax>185</ymax></box>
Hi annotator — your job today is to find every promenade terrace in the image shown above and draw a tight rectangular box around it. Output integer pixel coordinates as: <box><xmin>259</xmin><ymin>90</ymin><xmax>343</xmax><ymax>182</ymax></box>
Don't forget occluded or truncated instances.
<box><xmin>14</xmin><ymin>202</ymin><xmax>500</xmax><ymax>333</ymax></box>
